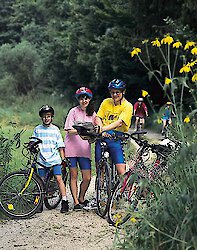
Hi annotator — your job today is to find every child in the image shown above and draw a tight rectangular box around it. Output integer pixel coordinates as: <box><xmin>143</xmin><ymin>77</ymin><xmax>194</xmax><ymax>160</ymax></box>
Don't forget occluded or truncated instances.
<box><xmin>33</xmin><ymin>105</ymin><xmax>69</xmax><ymax>213</ymax></box>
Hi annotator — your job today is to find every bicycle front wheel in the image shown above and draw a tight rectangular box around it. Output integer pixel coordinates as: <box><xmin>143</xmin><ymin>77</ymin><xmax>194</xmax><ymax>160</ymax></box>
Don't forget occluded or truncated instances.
<box><xmin>96</xmin><ymin>161</ymin><xmax>111</xmax><ymax>218</ymax></box>
<box><xmin>44</xmin><ymin>167</ymin><xmax>68</xmax><ymax>210</ymax></box>
<box><xmin>108</xmin><ymin>175</ymin><xmax>140</xmax><ymax>226</ymax></box>
<box><xmin>0</xmin><ymin>171</ymin><xmax>43</xmax><ymax>219</ymax></box>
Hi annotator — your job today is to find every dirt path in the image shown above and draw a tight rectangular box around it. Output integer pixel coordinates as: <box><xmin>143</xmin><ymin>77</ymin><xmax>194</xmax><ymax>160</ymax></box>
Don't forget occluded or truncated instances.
<box><xmin>0</xmin><ymin>178</ymin><xmax>116</xmax><ymax>250</ymax></box>
<box><xmin>0</xmin><ymin>130</ymin><xmax>161</xmax><ymax>250</ymax></box>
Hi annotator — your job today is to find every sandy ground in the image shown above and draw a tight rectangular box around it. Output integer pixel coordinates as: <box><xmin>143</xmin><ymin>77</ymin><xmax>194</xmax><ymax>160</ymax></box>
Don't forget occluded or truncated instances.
<box><xmin>0</xmin><ymin>129</ymin><xmax>161</xmax><ymax>250</ymax></box>
<box><xmin>0</xmin><ymin>177</ymin><xmax>117</xmax><ymax>250</ymax></box>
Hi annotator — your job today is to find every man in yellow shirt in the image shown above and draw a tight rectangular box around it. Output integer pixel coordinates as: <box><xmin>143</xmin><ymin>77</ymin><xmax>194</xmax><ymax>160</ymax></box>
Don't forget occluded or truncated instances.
<box><xmin>95</xmin><ymin>79</ymin><xmax>133</xmax><ymax>175</ymax></box>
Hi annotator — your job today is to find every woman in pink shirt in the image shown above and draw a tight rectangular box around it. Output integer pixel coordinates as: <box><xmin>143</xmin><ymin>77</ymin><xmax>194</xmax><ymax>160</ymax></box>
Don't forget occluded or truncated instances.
<box><xmin>64</xmin><ymin>87</ymin><xmax>96</xmax><ymax>211</ymax></box>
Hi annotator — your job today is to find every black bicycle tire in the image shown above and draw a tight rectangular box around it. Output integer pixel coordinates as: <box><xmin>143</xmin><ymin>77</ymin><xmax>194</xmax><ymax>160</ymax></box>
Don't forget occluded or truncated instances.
<box><xmin>0</xmin><ymin>171</ymin><xmax>44</xmax><ymax>219</ymax></box>
<box><xmin>44</xmin><ymin>167</ymin><xmax>68</xmax><ymax>210</ymax></box>
<box><xmin>107</xmin><ymin>176</ymin><xmax>140</xmax><ymax>226</ymax></box>
<box><xmin>96</xmin><ymin>161</ymin><xmax>111</xmax><ymax>218</ymax></box>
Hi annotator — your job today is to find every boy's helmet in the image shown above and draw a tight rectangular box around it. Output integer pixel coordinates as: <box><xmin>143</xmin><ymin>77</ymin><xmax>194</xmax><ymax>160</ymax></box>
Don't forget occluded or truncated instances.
<box><xmin>39</xmin><ymin>105</ymin><xmax>54</xmax><ymax>117</ymax></box>
<box><xmin>108</xmin><ymin>79</ymin><xmax>126</xmax><ymax>90</ymax></box>
<box><xmin>75</xmin><ymin>87</ymin><xmax>93</xmax><ymax>100</ymax></box>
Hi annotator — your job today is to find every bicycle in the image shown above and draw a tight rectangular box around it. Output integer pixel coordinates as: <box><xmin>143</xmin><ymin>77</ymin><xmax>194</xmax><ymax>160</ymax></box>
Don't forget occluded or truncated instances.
<box><xmin>107</xmin><ymin>133</ymin><xmax>175</xmax><ymax>226</ymax></box>
<box><xmin>73</xmin><ymin>123</ymin><xmax>145</xmax><ymax>218</ymax></box>
<box><xmin>161</xmin><ymin>116</ymin><xmax>176</xmax><ymax>138</ymax></box>
<box><xmin>0</xmin><ymin>137</ymin><xmax>69</xmax><ymax>219</ymax></box>
<box><xmin>134</xmin><ymin>115</ymin><xmax>148</xmax><ymax>139</ymax></box>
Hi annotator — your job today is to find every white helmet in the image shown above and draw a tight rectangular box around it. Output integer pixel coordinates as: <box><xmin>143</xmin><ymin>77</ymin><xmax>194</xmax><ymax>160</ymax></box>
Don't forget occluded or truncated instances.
<box><xmin>138</xmin><ymin>97</ymin><xmax>144</xmax><ymax>102</ymax></box>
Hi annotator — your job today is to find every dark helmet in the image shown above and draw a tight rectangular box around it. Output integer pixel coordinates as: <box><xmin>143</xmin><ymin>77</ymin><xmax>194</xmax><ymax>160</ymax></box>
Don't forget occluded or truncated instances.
<box><xmin>39</xmin><ymin>105</ymin><xmax>54</xmax><ymax>117</ymax></box>
<box><xmin>108</xmin><ymin>79</ymin><xmax>126</xmax><ymax>91</ymax></box>
<box><xmin>75</xmin><ymin>87</ymin><xmax>93</xmax><ymax>100</ymax></box>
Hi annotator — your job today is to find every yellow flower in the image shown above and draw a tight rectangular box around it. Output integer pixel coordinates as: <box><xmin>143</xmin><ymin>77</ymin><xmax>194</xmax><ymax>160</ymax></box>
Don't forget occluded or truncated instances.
<box><xmin>130</xmin><ymin>47</ymin><xmax>141</xmax><ymax>57</ymax></box>
<box><xmin>189</xmin><ymin>60</ymin><xmax>197</xmax><ymax>67</ymax></box>
<box><xmin>8</xmin><ymin>204</ymin><xmax>14</xmax><ymax>210</ymax></box>
<box><xmin>161</xmin><ymin>35</ymin><xmax>174</xmax><ymax>45</ymax></box>
<box><xmin>173</xmin><ymin>41</ymin><xmax>182</xmax><ymax>48</ymax></box>
<box><xmin>142</xmin><ymin>39</ymin><xmax>149</xmax><ymax>44</ymax></box>
<box><xmin>179</xmin><ymin>65</ymin><xmax>191</xmax><ymax>73</ymax></box>
<box><xmin>184</xmin><ymin>41</ymin><xmax>195</xmax><ymax>50</ymax></box>
<box><xmin>191</xmin><ymin>47</ymin><xmax>197</xmax><ymax>55</ymax></box>
<box><xmin>130</xmin><ymin>217</ymin><xmax>137</xmax><ymax>223</ymax></box>
<box><xmin>142</xmin><ymin>90</ymin><xmax>149</xmax><ymax>97</ymax></box>
<box><xmin>151</xmin><ymin>38</ymin><xmax>161</xmax><ymax>47</ymax></box>
<box><xmin>192</xmin><ymin>73</ymin><xmax>197</xmax><ymax>82</ymax></box>
<box><xmin>165</xmin><ymin>77</ymin><xmax>171</xmax><ymax>85</ymax></box>
<box><xmin>184</xmin><ymin>116</ymin><xmax>190</xmax><ymax>123</ymax></box>
<box><xmin>157</xmin><ymin>118</ymin><xmax>162</xmax><ymax>124</ymax></box>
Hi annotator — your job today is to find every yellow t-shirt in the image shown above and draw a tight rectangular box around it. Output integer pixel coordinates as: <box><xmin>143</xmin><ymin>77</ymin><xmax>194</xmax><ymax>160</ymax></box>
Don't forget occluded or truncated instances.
<box><xmin>97</xmin><ymin>98</ymin><xmax>133</xmax><ymax>132</ymax></box>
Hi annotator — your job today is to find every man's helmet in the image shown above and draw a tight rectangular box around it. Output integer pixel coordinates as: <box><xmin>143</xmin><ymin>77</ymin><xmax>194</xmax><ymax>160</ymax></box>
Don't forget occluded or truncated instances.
<box><xmin>108</xmin><ymin>79</ymin><xmax>126</xmax><ymax>90</ymax></box>
<box><xmin>39</xmin><ymin>105</ymin><xmax>54</xmax><ymax>117</ymax></box>
<box><xmin>75</xmin><ymin>87</ymin><xmax>93</xmax><ymax>100</ymax></box>
<box><xmin>138</xmin><ymin>98</ymin><xmax>144</xmax><ymax>102</ymax></box>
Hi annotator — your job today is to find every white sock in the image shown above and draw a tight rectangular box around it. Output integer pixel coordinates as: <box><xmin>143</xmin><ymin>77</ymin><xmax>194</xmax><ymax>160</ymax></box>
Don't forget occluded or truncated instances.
<box><xmin>62</xmin><ymin>196</ymin><xmax>67</xmax><ymax>201</ymax></box>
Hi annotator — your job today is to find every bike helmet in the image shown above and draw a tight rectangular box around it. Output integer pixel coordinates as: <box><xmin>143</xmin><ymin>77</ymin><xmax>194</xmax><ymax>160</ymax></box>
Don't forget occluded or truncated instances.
<box><xmin>39</xmin><ymin>105</ymin><xmax>54</xmax><ymax>117</ymax></box>
<box><xmin>108</xmin><ymin>79</ymin><xmax>126</xmax><ymax>90</ymax></box>
<box><xmin>75</xmin><ymin>87</ymin><xmax>93</xmax><ymax>100</ymax></box>
<box><xmin>138</xmin><ymin>98</ymin><xmax>144</xmax><ymax>102</ymax></box>
<box><xmin>166</xmin><ymin>102</ymin><xmax>172</xmax><ymax>105</ymax></box>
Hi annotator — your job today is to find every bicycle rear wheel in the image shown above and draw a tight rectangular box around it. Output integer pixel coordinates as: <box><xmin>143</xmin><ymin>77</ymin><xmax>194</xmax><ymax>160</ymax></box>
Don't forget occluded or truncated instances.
<box><xmin>108</xmin><ymin>174</ymin><xmax>140</xmax><ymax>226</ymax></box>
<box><xmin>0</xmin><ymin>171</ymin><xmax>43</xmax><ymax>219</ymax></box>
<box><xmin>44</xmin><ymin>167</ymin><xmax>68</xmax><ymax>210</ymax></box>
<box><xmin>96</xmin><ymin>161</ymin><xmax>111</xmax><ymax>218</ymax></box>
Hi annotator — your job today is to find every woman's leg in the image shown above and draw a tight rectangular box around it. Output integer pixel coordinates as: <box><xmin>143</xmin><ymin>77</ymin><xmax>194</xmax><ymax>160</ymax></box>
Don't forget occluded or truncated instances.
<box><xmin>78</xmin><ymin>169</ymin><xmax>91</xmax><ymax>203</ymax></box>
<box><xmin>69</xmin><ymin>167</ymin><xmax>79</xmax><ymax>205</ymax></box>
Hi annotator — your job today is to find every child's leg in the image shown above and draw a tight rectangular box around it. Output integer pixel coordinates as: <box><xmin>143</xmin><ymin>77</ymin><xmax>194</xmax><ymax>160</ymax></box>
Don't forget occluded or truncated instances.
<box><xmin>53</xmin><ymin>165</ymin><xmax>67</xmax><ymax>198</ymax></box>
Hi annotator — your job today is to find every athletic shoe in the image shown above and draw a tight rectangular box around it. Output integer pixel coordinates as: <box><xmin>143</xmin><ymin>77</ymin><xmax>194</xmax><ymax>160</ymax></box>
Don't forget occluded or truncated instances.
<box><xmin>36</xmin><ymin>203</ymin><xmax>43</xmax><ymax>213</ymax></box>
<box><xmin>83</xmin><ymin>198</ymin><xmax>97</xmax><ymax>211</ymax></box>
<box><xmin>79</xmin><ymin>200</ymin><xmax>89</xmax><ymax>206</ymax></box>
<box><xmin>60</xmin><ymin>200</ymin><xmax>69</xmax><ymax>213</ymax></box>
<box><xmin>73</xmin><ymin>204</ymin><xmax>83</xmax><ymax>211</ymax></box>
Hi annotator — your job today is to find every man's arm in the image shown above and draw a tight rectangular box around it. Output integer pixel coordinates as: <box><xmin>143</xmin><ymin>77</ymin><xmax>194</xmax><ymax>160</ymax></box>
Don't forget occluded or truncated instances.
<box><xmin>95</xmin><ymin>116</ymin><xmax>123</xmax><ymax>132</ymax></box>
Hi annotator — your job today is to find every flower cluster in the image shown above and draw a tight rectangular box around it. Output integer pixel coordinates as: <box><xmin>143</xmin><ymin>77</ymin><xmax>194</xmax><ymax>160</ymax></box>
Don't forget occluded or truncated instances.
<box><xmin>130</xmin><ymin>34</ymin><xmax>197</xmax><ymax>123</ymax></box>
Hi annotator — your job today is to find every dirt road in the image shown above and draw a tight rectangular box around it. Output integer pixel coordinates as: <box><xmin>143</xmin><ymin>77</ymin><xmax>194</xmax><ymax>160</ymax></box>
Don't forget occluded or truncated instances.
<box><xmin>0</xmin><ymin>178</ymin><xmax>116</xmax><ymax>250</ymax></box>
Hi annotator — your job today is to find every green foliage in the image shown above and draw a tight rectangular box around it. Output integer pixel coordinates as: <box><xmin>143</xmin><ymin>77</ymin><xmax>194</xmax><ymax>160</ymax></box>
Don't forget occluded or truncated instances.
<box><xmin>0</xmin><ymin>41</ymin><xmax>44</xmax><ymax>97</ymax></box>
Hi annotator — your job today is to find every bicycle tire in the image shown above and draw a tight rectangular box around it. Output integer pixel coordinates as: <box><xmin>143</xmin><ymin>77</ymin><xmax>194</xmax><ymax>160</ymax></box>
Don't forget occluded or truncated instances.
<box><xmin>0</xmin><ymin>170</ymin><xmax>44</xmax><ymax>219</ymax></box>
<box><xmin>107</xmin><ymin>175</ymin><xmax>140</xmax><ymax>226</ymax></box>
<box><xmin>44</xmin><ymin>167</ymin><xmax>68</xmax><ymax>210</ymax></box>
<box><xmin>96</xmin><ymin>161</ymin><xmax>111</xmax><ymax>218</ymax></box>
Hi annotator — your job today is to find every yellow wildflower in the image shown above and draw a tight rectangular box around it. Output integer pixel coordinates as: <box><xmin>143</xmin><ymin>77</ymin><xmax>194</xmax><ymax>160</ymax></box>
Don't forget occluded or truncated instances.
<box><xmin>8</xmin><ymin>204</ymin><xmax>14</xmax><ymax>210</ymax></box>
<box><xmin>142</xmin><ymin>39</ymin><xmax>149</xmax><ymax>44</ymax></box>
<box><xmin>192</xmin><ymin>73</ymin><xmax>197</xmax><ymax>82</ymax></box>
<box><xmin>142</xmin><ymin>90</ymin><xmax>149</xmax><ymax>97</ymax></box>
<box><xmin>161</xmin><ymin>35</ymin><xmax>174</xmax><ymax>45</ymax></box>
<box><xmin>173</xmin><ymin>41</ymin><xmax>182</xmax><ymax>49</ymax></box>
<box><xmin>184</xmin><ymin>41</ymin><xmax>195</xmax><ymax>50</ymax></box>
<box><xmin>179</xmin><ymin>65</ymin><xmax>191</xmax><ymax>73</ymax></box>
<box><xmin>184</xmin><ymin>116</ymin><xmax>190</xmax><ymax>123</ymax></box>
<box><xmin>191</xmin><ymin>47</ymin><xmax>197</xmax><ymax>55</ymax></box>
<box><xmin>165</xmin><ymin>77</ymin><xmax>171</xmax><ymax>85</ymax></box>
<box><xmin>157</xmin><ymin>118</ymin><xmax>162</xmax><ymax>124</ymax></box>
<box><xmin>130</xmin><ymin>217</ymin><xmax>137</xmax><ymax>223</ymax></box>
<box><xmin>189</xmin><ymin>60</ymin><xmax>197</xmax><ymax>67</ymax></box>
<box><xmin>151</xmin><ymin>38</ymin><xmax>161</xmax><ymax>47</ymax></box>
<box><xmin>130</xmin><ymin>47</ymin><xmax>141</xmax><ymax>57</ymax></box>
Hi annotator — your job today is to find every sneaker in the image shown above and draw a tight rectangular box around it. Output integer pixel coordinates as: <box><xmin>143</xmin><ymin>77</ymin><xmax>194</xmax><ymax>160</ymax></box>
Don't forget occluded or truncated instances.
<box><xmin>60</xmin><ymin>200</ymin><xmax>69</xmax><ymax>213</ymax></box>
<box><xmin>36</xmin><ymin>203</ymin><xmax>43</xmax><ymax>213</ymax></box>
<box><xmin>79</xmin><ymin>199</ymin><xmax>89</xmax><ymax>206</ymax></box>
<box><xmin>73</xmin><ymin>204</ymin><xmax>83</xmax><ymax>211</ymax></box>
<box><xmin>83</xmin><ymin>198</ymin><xmax>97</xmax><ymax>211</ymax></box>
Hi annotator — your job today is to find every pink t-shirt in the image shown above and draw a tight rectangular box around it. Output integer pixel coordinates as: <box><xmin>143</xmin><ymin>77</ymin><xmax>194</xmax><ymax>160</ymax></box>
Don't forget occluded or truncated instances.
<box><xmin>64</xmin><ymin>106</ymin><xmax>96</xmax><ymax>159</ymax></box>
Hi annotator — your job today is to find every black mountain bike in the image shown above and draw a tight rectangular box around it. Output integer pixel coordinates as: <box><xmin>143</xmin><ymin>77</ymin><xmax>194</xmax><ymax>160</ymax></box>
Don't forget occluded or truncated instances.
<box><xmin>0</xmin><ymin>137</ymin><xmax>69</xmax><ymax>219</ymax></box>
